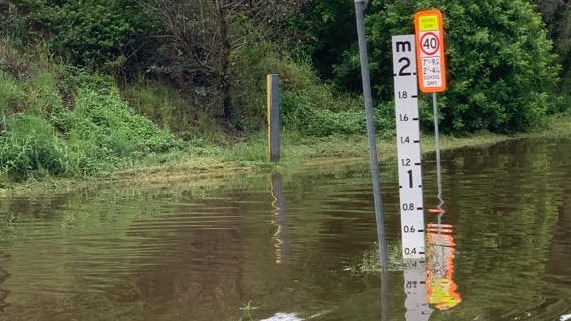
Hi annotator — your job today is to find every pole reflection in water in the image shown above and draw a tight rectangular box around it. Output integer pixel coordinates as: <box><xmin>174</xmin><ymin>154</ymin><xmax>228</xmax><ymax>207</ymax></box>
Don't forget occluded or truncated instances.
<box><xmin>425</xmin><ymin>143</ymin><xmax>462</xmax><ymax>311</ymax></box>
<box><xmin>403</xmin><ymin>259</ymin><xmax>433</xmax><ymax>320</ymax></box>
<box><xmin>0</xmin><ymin>267</ymin><xmax>8</xmax><ymax>311</ymax></box>
<box><xmin>270</xmin><ymin>172</ymin><xmax>289</xmax><ymax>264</ymax></box>
<box><xmin>381</xmin><ymin>269</ymin><xmax>389</xmax><ymax>321</ymax></box>
<box><xmin>424</xmin><ymin>111</ymin><xmax>462</xmax><ymax>311</ymax></box>
<box><xmin>426</xmin><ymin>217</ymin><xmax>461</xmax><ymax>311</ymax></box>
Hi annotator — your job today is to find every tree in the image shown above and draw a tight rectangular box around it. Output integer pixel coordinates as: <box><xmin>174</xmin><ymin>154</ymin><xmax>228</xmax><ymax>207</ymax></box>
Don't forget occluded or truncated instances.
<box><xmin>138</xmin><ymin>0</ymin><xmax>305</xmax><ymax>127</ymax></box>
<box><xmin>5</xmin><ymin>0</ymin><xmax>155</xmax><ymax>78</ymax></box>
<box><xmin>287</xmin><ymin>0</ymin><xmax>358</xmax><ymax>81</ymax></box>
<box><xmin>534</xmin><ymin>0</ymin><xmax>571</xmax><ymax>96</ymax></box>
<box><xmin>292</xmin><ymin>0</ymin><xmax>561</xmax><ymax>134</ymax></box>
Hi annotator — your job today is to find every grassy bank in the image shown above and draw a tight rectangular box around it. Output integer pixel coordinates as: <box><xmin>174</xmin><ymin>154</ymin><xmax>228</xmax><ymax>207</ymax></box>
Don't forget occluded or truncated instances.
<box><xmin>2</xmin><ymin>113</ymin><xmax>569</xmax><ymax>197</ymax></box>
<box><xmin>100</xmin><ymin>112</ymin><xmax>571</xmax><ymax>182</ymax></box>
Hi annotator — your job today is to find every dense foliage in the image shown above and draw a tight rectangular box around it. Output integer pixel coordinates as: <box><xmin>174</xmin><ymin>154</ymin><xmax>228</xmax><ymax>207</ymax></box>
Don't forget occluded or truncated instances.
<box><xmin>533</xmin><ymin>0</ymin><xmax>571</xmax><ymax>87</ymax></box>
<box><xmin>4</xmin><ymin>0</ymin><xmax>154</xmax><ymax>76</ymax></box>
<box><xmin>292</xmin><ymin>0</ymin><xmax>563</xmax><ymax>134</ymax></box>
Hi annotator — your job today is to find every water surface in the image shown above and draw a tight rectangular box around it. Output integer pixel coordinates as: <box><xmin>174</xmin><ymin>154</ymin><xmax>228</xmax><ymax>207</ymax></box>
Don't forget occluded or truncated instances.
<box><xmin>0</xmin><ymin>138</ymin><xmax>570</xmax><ymax>321</ymax></box>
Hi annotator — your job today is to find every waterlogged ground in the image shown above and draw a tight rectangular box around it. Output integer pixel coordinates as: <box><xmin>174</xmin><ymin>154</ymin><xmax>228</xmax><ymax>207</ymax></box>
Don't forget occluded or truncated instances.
<box><xmin>0</xmin><ymin>138</ymin><xmax>570</xmax><ymax>321</ymax></box>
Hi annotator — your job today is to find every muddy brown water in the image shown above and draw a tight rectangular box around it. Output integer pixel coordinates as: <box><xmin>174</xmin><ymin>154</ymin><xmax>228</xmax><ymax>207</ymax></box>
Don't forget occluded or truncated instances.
<box><xmin>0</xmin><ymin>137</ymin><xmax>570</xmax><ymax>321</ymax></box>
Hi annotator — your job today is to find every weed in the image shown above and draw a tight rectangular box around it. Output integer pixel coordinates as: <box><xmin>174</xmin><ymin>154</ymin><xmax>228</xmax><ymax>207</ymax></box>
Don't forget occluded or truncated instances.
<box><xmin>239</xmin><ymin>300</ymin><xmax>258</xmax><ymax>321</ymax></box>
<box><xmin>346</xmin><ymin>241</ymin><xmax>404</xmax><ymax>273</ymax></box>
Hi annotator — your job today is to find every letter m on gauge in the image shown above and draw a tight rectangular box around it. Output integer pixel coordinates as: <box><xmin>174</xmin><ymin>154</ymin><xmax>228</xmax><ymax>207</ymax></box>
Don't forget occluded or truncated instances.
<box><xmin>393</xmin><ymin>37</ymin><xmax>415</xmax><ymax>78</ymax></box>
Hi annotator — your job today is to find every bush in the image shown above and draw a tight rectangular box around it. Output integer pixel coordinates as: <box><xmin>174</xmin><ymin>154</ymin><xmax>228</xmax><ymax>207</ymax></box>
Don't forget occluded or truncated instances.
<box><xmin>0</xmin><ymin>69</ymin><xmax>184</xmax><ymax>180</ymax></box>
<box><xmin>0</xmin><ymin>114</ymin><xmax>68</xmax><ymax>180</ymax></box>
<box><xmin>120</xmin><ymin>79</ymin><xmax>226</xmax><ymax>144</ymax></box>
<box><xmin>281</xmin><ymin>92</ymin><xmax>396</xmax><ymax>137</ymax></box>
<box><xmin>53</xmin><ymin>87</ymin><xmax>182</xmax><ymax>161</ymax></box>
<box><xmin>8</xmin><ymin>0</ymin><xmax>156</xmax><ymax>76</ymax></box>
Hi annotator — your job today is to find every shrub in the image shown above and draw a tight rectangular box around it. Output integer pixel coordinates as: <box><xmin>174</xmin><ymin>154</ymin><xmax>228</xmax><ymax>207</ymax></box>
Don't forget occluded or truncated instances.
<box><xmin>53</xmin><ymin>87</ymin><xmax>182</xmax><ymax>161</ymax></box>
<box><xmin>281</xmin><ymin>92</ymin><xmax>396</xmax><ymax>137</ymax></box>
<box><xmin>0</xmin><ymin>114</ymin><xmax>68</xmax><ymax>180</ymax></box>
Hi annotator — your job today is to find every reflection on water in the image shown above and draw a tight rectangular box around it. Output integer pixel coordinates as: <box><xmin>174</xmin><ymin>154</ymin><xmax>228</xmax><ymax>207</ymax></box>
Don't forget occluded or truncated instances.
<box><xmin>426</xmin><ymin>222</ymin><xmax>461</xmax><ymax>311</ymax></box>
<box><xmin>403</xmin><ymin>259</ymin><xmax>432</xmax><ymax>321</ymax></box>
<box><xmin>402</xmin><ymin>121</ymin><xmax>462</xmax><ymax>319</ymax></box>
<box><xmin>0</xmin><ymin>138</ymin><xmax>569</xmax><ymax>320</ymax></box>
<box><xmin>402</xmin><ymin>212</ymin><xmax>462</xmax><ymax>319</ymax></box>
<box><xmin>0</xmin><ymin>267</ymin><xmax>7</xmax><ymax>312</ymax></box>
<box><xmin>271</xmin><ymin>172</ymin><xmax>289</xmax><ymax>264</ymax></box>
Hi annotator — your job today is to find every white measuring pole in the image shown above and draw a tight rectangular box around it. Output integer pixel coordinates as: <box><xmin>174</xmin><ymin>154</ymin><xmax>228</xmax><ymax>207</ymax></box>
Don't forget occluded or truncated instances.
<box><xmin>392</xmin><ymin>35</ymin><xmax>426</xmax><ymax>260</ymax></box>
<box><xmin>393</xmin><ymin>34</ymin><xmax>432</xmax><ymax>321</ymax></box>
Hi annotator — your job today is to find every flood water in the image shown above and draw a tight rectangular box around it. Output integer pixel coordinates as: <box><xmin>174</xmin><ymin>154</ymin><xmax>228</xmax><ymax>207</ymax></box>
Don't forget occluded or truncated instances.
<box><xmin>0</xmin><ymin>137</ymin><xmax>570</xmax><ymax>321</ymax></box>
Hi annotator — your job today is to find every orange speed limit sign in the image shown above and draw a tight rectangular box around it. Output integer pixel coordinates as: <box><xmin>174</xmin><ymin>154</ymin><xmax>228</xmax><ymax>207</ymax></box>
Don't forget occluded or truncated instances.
<box><xmin>414</xmin><ymin>10</ymin><xmax>446</xmax><ymax>93</ymax></box>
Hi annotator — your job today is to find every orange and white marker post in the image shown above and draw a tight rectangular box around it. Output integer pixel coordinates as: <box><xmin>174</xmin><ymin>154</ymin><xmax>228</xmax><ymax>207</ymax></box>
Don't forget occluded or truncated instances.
<box><xmin>415</xmin><ymin>9</ymin><xmax>447</xmax><ymax>211</ymax></box>
<box><xmin>415</xmin><ymin>9</ymin><xmax>462</xmax><ymax>312</ymax></box>
<box><xmin>414</xmin><ymin>9</ymin><xmax>446</xmax><ymax>93</ymax></box>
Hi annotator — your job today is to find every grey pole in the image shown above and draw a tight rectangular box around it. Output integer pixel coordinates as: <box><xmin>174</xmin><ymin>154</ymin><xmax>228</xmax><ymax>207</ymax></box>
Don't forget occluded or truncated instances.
<box><xmin>354</xmin><ymin>0</ymin><xmax>388</xmax><ymax>269</ymax></box>
<box><xmin>267</xmin><ymin>74</ymin><xmax>281</xmax><ymax>162</ymax></box>
<box><xmin>432</xmin><ymin>93</ymin><xmax>444</xmax><ymax>211</ymax></box>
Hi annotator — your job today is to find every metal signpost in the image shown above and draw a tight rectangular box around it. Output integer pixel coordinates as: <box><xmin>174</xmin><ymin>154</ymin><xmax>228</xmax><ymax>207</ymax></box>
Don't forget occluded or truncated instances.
<box><xmin>354</xmin><ymin>0</ymin><xmax>388</xmax><ymax>268</ymax></box>
<box><xmin>415</xmin><ymin>10</ymin><xmax>447</xmax><ymax>211</ymax></box>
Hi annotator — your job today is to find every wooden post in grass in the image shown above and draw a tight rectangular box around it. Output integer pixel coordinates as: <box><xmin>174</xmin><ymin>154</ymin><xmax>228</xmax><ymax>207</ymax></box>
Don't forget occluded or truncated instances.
<box><xmin>267</xmin><ymin>74</ymin><xmax>281</xmax><ymax>162</ymax></box>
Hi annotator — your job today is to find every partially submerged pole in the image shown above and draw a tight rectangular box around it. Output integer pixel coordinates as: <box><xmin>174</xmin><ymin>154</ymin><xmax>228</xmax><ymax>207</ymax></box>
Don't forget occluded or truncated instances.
<box><xmin>354</xmin><ymin>0</ymin><xmax>388</xmax><ymax>269</ymax></box>
<box><xmin>267</xmin><ymin>74</ymin><xmax>281</xmax><ymax>162</ymax></box>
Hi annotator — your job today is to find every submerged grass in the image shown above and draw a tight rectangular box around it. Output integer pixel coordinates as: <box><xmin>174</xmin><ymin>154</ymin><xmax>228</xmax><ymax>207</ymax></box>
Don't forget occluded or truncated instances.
<box><xmin>345</xmin><ymin>241</ymin><xmax>403</xmax><ymax>274</ymax></box>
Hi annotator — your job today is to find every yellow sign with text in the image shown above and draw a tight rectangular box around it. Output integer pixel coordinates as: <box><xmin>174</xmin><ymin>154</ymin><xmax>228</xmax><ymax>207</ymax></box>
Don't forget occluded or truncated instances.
<box><xmin>418</xmin><ymin>15</ymin><xmax>438</xmax><ymax>31</ymax></box>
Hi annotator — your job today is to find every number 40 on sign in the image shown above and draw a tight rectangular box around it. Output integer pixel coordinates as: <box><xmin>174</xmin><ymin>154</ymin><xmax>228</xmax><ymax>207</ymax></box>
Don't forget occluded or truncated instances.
<box><xmin>414</xmin><ymin>9</ymin><xmax>446</xmax><ymax>93</ymax></box>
